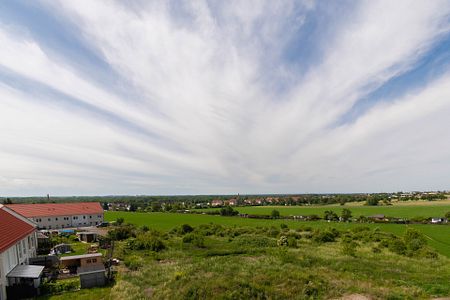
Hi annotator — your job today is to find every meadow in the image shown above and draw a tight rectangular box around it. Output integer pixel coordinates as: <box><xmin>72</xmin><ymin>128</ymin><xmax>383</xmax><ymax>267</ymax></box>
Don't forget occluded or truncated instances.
<box><xmin>105</xmin><ymin>211</ymin><xmax>450</xmax><ymax>257</ymax></box>
<box><xmin>197</xmin><ymin>203</ymin><xmax>450</xmax><ymax>218</ymax></box>
<box><xmin>49</xmin><ymin>218</ymin><xmax>450</xmax><ymax>299</ymax></box>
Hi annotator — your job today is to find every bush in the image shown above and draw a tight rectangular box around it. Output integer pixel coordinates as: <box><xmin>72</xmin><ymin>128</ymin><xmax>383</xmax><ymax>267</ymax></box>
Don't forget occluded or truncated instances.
<box><xmin>267</xmin><ymin>227</ymin><xmax>280</xmax><ymax>238</ymax></box>
<box><xmin>124</xmin><ymin>255</ymin><xmax>143</xmax><ymax>270</ymax></box>
<box><xmin>220</xmin><ymin>206</ymin><xmax>239</xmax><ymax>216</ymax></box>
<box><xmin>341</xmin><ymin>238</ymin><xmax>358</xmax><ymax>257</ymax></box>
<box><xmin>277</xmin><ymin>235</ymin><xmax>288</xmax><ymax>247</ymax></box>
<box><xmin>388</xmin><ymin>239</ymin><xmax>407</xmax><ymax>255</ymax></box>
<box><xmin>108</xmin><ymin>224</ymin><xmax>135</xmax><ymax>240</ymax></box>
<box><xmin>280</xmin><ymin>223</ymin><xmax>288</xmax><ymax>229</ymax></box>
<box><xmin>404</xmin><ymin>228</ymin><xmax>427</xmax><ymax>252</ymax></box>
<box><xmin>234</xmin><ymin>234</ymin><xmax>276</xmax><ymax>248</ymax></box>
<box><xmin>271</xmin><ymin>210</ymin><xmax>280</xmax><ymax>219</ymax></box>
<box><xmin>129</xmin><ymin>232</ymin><xmax>165</xmax><ymax>252</ymax></box>
<box><xmin>181</xmin><ymin>224</ymin><xmax>194</xmax><ymax>234</ymax></box>
<box><xmin>41</xmin><ymin>278</ymin><xmax>80</xmax><ymax>294</ymax></box>
<box><xmin>182</xmin><ymin>233</ymin><xmax>205</xmax><ymax>248</ymax></box>
<box><xmin>313</xmin><ymin>229</ymin><xmax>339</xmax><ymax>243</ymax></box>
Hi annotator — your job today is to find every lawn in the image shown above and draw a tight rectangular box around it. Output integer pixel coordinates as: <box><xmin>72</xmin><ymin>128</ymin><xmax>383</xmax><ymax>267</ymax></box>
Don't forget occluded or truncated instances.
<box><xmin>105</xmin><ymin>211</ymin><xmax>450</xmax><ymax>257</ymax></box>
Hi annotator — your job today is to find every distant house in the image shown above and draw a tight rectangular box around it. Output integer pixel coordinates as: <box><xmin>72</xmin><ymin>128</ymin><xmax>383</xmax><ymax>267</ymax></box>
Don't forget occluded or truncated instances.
<box><xmin>6</xmin><ymin>202</ymin><xmax>104</xmax><ymax>229</ymax></box>
<box><xmin>0</xmin><ymin>204</ymin><xmax>40</xmax><ymax>300</ymax></box>
<box><xmin>431</xmin><ymin>217</ymin><xmax>447</xmax><ymax>224</ymax></box>
<box><xmin>368</xmin><ymin>214</ymin><xmax>386</xmax><ymax>221</ymax></box>
<box><xmin>211</xmin><ymin>200</ymin><xmax>223</xmax><ymax>207</ymax></box>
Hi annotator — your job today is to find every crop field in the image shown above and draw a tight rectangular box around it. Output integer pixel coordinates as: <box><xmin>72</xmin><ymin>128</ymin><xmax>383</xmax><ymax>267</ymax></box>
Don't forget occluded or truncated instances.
<box><xmin>198</xmin><ymin>203</ymin><xmax>450</xmax><ymax>218</ymax></box>
<box><xmin>105</xmin><ymin>211</ymin><xmax>450</xmax><ymax>257</ymax></box>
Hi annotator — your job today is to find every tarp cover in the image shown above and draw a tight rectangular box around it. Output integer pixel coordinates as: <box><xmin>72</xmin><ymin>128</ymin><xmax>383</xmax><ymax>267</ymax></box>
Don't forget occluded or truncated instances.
<box><xmin>7</xmin><ymin>264</ymin><xmax>44</xmax><ymax>278</ymax></box>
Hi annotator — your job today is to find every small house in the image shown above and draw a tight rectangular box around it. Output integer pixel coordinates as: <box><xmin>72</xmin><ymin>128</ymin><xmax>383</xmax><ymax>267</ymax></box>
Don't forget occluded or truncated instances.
<box><xmin>77</xmin><ymin>232</ymin><xmax>98</xmax><ymax>243</ymax></box>
<box><xmin>78</xmin><ymin>265</ymin><xmax>106</xmax><ymax>288</ymax></box>
<box><xmin>60</xmin><ymin>253</ymin><xmax>103</xmax><ymax>274</ymax></box>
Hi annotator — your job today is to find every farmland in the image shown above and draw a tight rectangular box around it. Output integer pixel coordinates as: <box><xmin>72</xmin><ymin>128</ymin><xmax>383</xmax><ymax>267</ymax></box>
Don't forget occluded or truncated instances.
<box><xmin>105</xmin><ymin>211</ymin><xmax>450</xmax><ymax>258</ymax></box>
<box><xmin>198</xmin><ymin>203</ymin><xmax>450</xmax><ymax>219</ymax></box>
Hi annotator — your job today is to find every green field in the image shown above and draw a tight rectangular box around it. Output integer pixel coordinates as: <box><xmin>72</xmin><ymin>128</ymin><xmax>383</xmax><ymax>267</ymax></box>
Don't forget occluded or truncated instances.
<box><xmin>198</xmin><ymin>204</ymin><xmax>450</xmax><ymax>218</ymax></box>
<box><xmin>105</xmin><ymin>211</ymin><xmax>450</xmax><ymax>257</ymax></box>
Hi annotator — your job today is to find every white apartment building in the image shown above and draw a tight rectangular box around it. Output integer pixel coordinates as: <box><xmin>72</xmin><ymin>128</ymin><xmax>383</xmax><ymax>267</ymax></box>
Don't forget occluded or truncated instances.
<box><xmin>0</xmin><ymin>205</ymin><xmax>39</xmax><ymax>300</ymax></box>
<box><xmin>6</xmin><ymin>202</ymin><xmax>104</xmax><ymax>229</ymax></box>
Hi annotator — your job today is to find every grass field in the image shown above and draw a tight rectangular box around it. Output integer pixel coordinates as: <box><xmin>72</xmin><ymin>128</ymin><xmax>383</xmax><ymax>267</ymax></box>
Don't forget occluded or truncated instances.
<box><xmin>105</xmin><ymin>211</ymin><xmax>450</xmax><ymax>257</ymax></box>
<box><xmin>198</xmin><ymin>203</ymin><xmax>450</xmax><ymax>218</ymax></box>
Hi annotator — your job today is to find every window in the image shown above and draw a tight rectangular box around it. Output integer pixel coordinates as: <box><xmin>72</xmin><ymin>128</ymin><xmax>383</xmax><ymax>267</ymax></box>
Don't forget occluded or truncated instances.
<box><xmin>22</xmin><ymin>240</ymin><xmax>26</xmax><ymax>255</ymax></box>
<box><xmin>48</xmin><ymin>218</ymin><xmax>51</xmax><ymax>221</ymax></box>
<box><xmin>92</xmin><ymin>259</ymin><xmax>97</xmax><ymax>263</ymax></box>
<box><xmin>18</xmin><ymin>244</ymin><xmax>22</xmax><ymax>258</ymax></box>
<box><xmin>55</xmin><ymin>217</ymin><xmax>58</xmax><ymax>221</ymax></box>
<box><xmin>89</xmin><ymin>216</ymin><xmax>92</xmax><ymax>219</ymax></box>
<box><xmin>28</xmin><ymin>236</ymin><xmax>31</xmax><ymax>249</ymax></box>
<box><xmin>83</xmin><ymin>216</ymin><xmax>86</xmax><ymax>219</ymax></box>
<box><xmin>86</xmin><ymin>259</ymin><xmax>91</xmax><ymax>263</ymax></box>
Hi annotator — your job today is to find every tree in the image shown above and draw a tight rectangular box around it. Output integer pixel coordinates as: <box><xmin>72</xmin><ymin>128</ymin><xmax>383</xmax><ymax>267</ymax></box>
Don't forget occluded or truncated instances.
<box><xmin>366</xmin><ymin>198</ymin><xmax>379</xmax><ymax>206</ymax></box>
<box><xmin>341</xmin><ymin>209</ymin><xmax>352</xmax><ymax>222</ymax></box>
<box><xmin>129</xmin><ymin>203</ymin><xmax>137</xmax><ymax>212</ymax></box>
<box><xmin>220</xmin><ymin>206</ymin><xmax>238</xmax><ymax>216</ymax></box>
<box><xmin>116</xmin><ymin>217</ymin><xmax>124</xmax><ymax>225</ymax></box>
<box><xmin>445</xmin><ymin>211</ymin><xmax>450</xmax><ymax>219</ymax></box>
<box><xmin>3</xmin><ymin>198</ymin><xmax>12</xmax><ymax>204</ymax></box>
<box><xmin>271</xmin><ymin>210</ymin><xmax>280</xmax><ymax>219</ymax></box>
<box><xmin>102</xmin><ymin>202</ymin><xmax>109</xmax><ymax>210</ymax></box>
<box><xmin>324</xmin><ymin>210</ymin><xmax>338</xmax><ymax>221</ymax></box>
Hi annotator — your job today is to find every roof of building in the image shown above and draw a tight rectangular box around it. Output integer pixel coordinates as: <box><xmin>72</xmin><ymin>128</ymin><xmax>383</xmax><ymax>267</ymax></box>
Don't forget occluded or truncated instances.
<box><xmin>7</xmin><ymin>264</ymin><xmax>44</xmax><ymax>279</ymax></box>
<box><xmin>6</xmin><ymin>202</ymin><xmax>103</xmax><ymax>218</ymax></box>
<box><xmin>60</xmin><ymin>253</ymin><xmax>103</xmax><ymax>261</ymax></box>
<box><xmin>77</xmin><ymin>265</ymin><xmax>106</xmax><ymax>275</ymax></box>
<box><xmin>0</xmin><ymin>205</ymin><xmax>36</xmax><ymax>253</ymax></box>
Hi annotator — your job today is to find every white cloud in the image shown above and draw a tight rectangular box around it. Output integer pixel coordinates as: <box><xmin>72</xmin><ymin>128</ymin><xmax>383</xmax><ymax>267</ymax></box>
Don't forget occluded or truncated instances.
<box><xmin>0</xmin><ymin>0</ymin><xmax>449</xmax><ymax>195</ymax></box>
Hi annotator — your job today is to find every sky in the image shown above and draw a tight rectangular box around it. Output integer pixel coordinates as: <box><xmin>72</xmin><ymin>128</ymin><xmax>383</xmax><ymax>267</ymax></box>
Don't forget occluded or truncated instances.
<box><xmin>1</xmin><ymin>0</ymin><xmax>450</xmax><ymax>196</ymax></box>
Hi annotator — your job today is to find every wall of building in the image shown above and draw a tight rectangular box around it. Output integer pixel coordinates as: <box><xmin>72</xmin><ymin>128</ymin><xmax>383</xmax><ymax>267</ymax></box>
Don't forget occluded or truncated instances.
<box><xmin>32</xmin><ymin>213</ymin><xmax>103</xmax><ymax>229</ymax></box>
<box><xmin>0</xmin><ymin>231</ymin><xmax>37</xmax><ymax>300</ymax></box>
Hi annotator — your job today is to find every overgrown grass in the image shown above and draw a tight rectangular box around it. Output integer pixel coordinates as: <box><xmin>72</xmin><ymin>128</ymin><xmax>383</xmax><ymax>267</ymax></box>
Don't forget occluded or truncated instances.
<box><xmin>105</xmin><ymin>211</ymin><xmax>450</xmax><ymax>257</ymax></box>
<box><xmin>106</xmin><ymin>223</ymin><xmax>450</xmax><ymax>299</ymax></box>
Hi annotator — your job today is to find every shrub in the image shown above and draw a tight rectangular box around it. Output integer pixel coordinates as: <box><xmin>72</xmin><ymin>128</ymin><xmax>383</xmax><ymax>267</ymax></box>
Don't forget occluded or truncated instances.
<box><xmin>41</xmin><ymin>278</ymin><xmax>80</xmax><ymax>295</ymax></box>
<box><xmin>277</xmin><ymin>235</ymin><xmax>288</xmax><ymax>247</ymax></box>
<box><xmin>129</xmin><ymin>232</ymin><xmax>165</xmax><ymax>252</ymax></box>
<box><xmin>271</xmin><ymin>210</ymin><xmax>280</xmax><ymax>219</ymax></box>
<box><xmin>404</xmin><ymin>228</ymin><xmax>427</xmax><ymax>252</ymax></box>
<box><xmin>107</xmin><ymin>224</ymin><xmax>135</xmax><ymax>241</ymax></box>
<box><xmin>388</xmin><ymin>239</ymin><xmax>407</xmax><ymax>255</ymax></box>
<box><xmin>181</xmin><ymin>224</ymin><xmax>194</xmax><ymax>234</ymax></box>
<box><xmin>124</xmin><ymin>255</ymin><xmax>143</xmax><ymax>270</ymax></box>
<box><xmin>313</xmin><ymin>229</ymin><xmax>339</xmax><ymax>243</ymax></box>
<box><xmin>287</xmin><ymin>237</ymin><xmax>298</xmax><ymax>248</ymax></box>
<box><xmin>234</xmin><ymin>234</ymin><xmax>276</xmax><ymax>248</ymax></box>
<box><xmin>182</xmin><ymin>233</ymin><xmax>205</xmax><ymax>248</ymax></box>
<box><xmin>220</xmin><ymin>206</ymin><xmax>239</xmax><ymax>216</ymax></box>
<box><xmin>341</xmin><ymin>238</ymin><xmax>358</xmax><ymax>257</ymax></box>
<box><xmin>280</xmin><ymin>223</ymin><xmax>288</xmax><ymax>229</ymax></box>
<box><xmin>267</xmin><ymin>227</ymin><xmax>280</xmax><ymax>238</ymax></box>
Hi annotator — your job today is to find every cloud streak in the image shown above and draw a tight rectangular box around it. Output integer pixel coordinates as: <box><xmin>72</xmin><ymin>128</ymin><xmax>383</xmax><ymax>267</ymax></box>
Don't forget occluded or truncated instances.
<box><xmin>0</xmin><ymin>0</ymin><xmax>450</xmax><ymax>195</ymax></box>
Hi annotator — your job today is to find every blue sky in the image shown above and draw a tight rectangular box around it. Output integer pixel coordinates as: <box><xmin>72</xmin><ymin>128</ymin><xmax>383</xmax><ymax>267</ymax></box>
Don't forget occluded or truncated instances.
<box><xmin>1</xmin><ymin>0</ymin><xmax>450</xmax><ymax>196</ymax></box>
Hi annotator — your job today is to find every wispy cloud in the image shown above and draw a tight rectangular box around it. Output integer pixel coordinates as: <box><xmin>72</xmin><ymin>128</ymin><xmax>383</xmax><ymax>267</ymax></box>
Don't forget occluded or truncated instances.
<box><xmin>0</xmin><ymin>0</ymin><xmax>450</xmax><ymax>195</ymax></box>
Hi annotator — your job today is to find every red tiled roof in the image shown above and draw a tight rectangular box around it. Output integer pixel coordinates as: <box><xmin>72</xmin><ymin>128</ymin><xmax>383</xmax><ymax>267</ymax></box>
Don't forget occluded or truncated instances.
<box><xmin>6</xmin><ymin>202</ymin><xmax>103</xmax><ymax>218</ymax></box>
<box><xmin>0</xmin><ymin>205</ymin><xmax>36</xmax><ymax>253</ymax></box>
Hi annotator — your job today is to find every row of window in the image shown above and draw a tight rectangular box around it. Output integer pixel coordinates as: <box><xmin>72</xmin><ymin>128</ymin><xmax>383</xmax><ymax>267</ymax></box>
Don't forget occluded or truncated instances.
<box><xmin>34</xmin><ymin>215</ymin><xmax>102</xmax><ymax>222</ymax></box>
